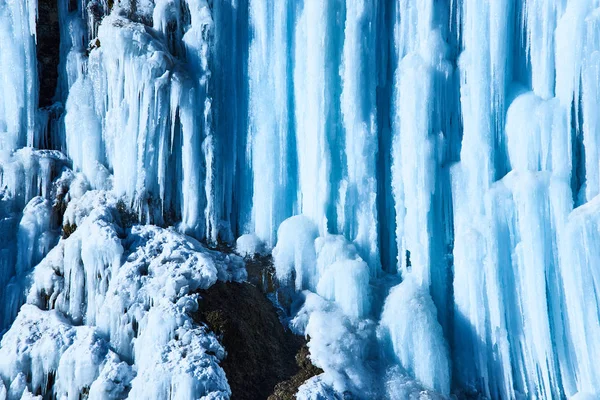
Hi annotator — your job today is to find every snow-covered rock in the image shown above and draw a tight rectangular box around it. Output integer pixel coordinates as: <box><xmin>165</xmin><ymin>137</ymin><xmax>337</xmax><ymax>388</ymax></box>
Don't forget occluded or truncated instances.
<box><xmin>235</xmin><ymin>233</ymin><xmax>266</xmax><ymax>258</ymax></box>
<box><xmin>1</xmin><ymin>190</ymin><xmax>245</xmax><ymax>399</ymax></box>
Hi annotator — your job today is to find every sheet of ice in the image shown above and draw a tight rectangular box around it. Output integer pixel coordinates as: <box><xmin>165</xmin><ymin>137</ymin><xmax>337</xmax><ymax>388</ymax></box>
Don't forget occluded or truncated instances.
<box><xmin>6</xmin><ymin>0</ymin><xmax>600</xmax><ymax>399</ymax></box>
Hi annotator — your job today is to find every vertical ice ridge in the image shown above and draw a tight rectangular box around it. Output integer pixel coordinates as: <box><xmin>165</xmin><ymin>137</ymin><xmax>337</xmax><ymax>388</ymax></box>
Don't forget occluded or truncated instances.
<box><xmin>451</xmin><ymin>0</ymin><xmax>515</xmax><ymax>396</ymax></box>
<box><xmin>248</xmin><ymin>0</ymin><xmax>295</xmax><ymax>248</ymax></box>
<box><xmin>293</xmin><ymin>0</ymin><xmax>334</xmax><ymax>235</ymax></box>
<box><xmin>0</xmin><ymin>0</ymin><xmax>39</xmax><ymax>150</ymax></box>
<box><xmin>339</xmin><ymin>0</ymin><xmax>381</xmax><ymax>276</ymax></box>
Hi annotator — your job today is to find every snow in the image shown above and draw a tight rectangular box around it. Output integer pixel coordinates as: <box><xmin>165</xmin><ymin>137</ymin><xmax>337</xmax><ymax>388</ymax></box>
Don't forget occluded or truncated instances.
<box><xmin>1</xmin><ymin>189</ymin><xmax>243</xmax><ymax>398</ymax></box>
<box><xmin>290</xmin><ymin>292</ymin><xmax>377</xmax><ymax>396</ymax></box>
<box><xmin>0</xmin><ymin>305</ymin><xmax>134</xmax><ymax>400</ymax></box>
<box><xmin>289</xmin><ymin>291</ymin><xmax>444</xmax><ymax>399</ymax></box>
<box><xmin>235</xmin><ymin>233</ymin><xmax>265</xmax><ymax>257</ymax></box>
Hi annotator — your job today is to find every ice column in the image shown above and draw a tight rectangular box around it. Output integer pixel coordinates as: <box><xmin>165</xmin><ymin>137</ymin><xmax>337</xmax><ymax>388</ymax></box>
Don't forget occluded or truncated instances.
<box><xmin>0</xmin><ymin>0</ymin><xmax>38</xmax><ymax>150</ymax></box>
<box><xmin>451</xmin><ymin>0</ymin><xmax>514</xmax><ymax>395</ymax></box>
<box><xmin>293</xmin><ymin>0</ymin><xmax>342</xmax><ymax>234</ymax></box>
<box><xmin>248</xmin><ymin>0</ymin><xmax>295</xmax><ymax>247</ymax></box>
<box><xmin>391</xmin><ymin>0</ymin><xmax>451</xmax><ymax>289</ymax></box>
<box><xmin>339</xmin><ymin>0</ymin><xmax>380</xmax><ymax>275</ymax></box>
<box><xmin>559</xmin><ymin>198</ymin><xmax>600</xmax><ymax>397</ymax></box>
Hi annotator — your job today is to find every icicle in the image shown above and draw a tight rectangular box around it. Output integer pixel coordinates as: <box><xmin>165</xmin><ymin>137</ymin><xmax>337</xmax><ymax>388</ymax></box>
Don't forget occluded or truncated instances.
<box><xmin>451</xmin><ymin>0</ymin><xmax>515</xmax><ymax>396</ymax></box>
<box><xmin>0</xmin><ymin>0</ymin><xmax>39</xmax><ymax>150</ymax></box>
<box><xmin>339</xmin><ymin>0</ymin><xmax>380</xmax><ymax>275</ymax></box>
<box><xmin>293</xmin><ymin>0</ymin><xmax>340</xmax><ymax>234</ymax></box>
<box><xmin>248</xmin><ymin>0</ymin><xmax>295</xmax><ymax>248</ymax></box>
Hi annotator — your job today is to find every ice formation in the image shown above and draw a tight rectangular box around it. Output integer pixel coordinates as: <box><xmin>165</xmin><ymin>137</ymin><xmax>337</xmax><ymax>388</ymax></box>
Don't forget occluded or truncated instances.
<box><xmin>1</xmin><ymin>187</ymin><xmax>244</xmax><ymax>399</ymax></box>
<box><xmin>3</xmin><ymin>0</ymin><xmax>600</xmax><ymax>398</ymax></box>
<box><xmin>234</xmin><ymin>233</ymin><xmax>265</xmax><ymax>258</ymax></box>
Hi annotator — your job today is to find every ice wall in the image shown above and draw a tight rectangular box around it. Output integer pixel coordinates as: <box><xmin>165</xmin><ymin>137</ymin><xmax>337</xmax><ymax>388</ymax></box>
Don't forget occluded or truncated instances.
<box><xmin>54</xmin><ymin>0</ymin><xmax>249</xmax><ymax>244</ymax></box>
<box><xmin>256</xmin><ymin>0</ymin><xmax>600</xmax><ymax>398</ymax></box>
<box><xmin>5</xmin><ymin>0</ymin><xmax>600</xmax><ymax>398</ymax></box>
<box><xmin>0</xmin><ymin>149</ymin><xmax>71</xmax><ymax>332</ymax></box>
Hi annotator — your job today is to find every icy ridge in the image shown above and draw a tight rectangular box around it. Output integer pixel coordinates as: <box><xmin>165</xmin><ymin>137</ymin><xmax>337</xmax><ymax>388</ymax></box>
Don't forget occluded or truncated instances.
<box><xmin>0</xmin><ymin>186</ymin><xmax>246</xmax><ymax>399</ymax></box>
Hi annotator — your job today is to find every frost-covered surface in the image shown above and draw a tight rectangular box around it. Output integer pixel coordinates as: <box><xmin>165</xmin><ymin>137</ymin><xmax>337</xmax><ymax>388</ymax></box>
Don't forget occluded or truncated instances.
<box><xmin>0</xmin><ymin>149</ymin><xmax>71</xmax><ymax>332</ymax></box>
<box><xmin>274</xmin><ymin>217</ymin><xmax>444</xmax><ymax>398</ymax></box>
<box><xmin>0</xmin><ymin>190</ymin><xmax>245</xmax><ymax>399</ymax></box>
<box><xmin>4</xmin><ymin>0</ymin><xmax>600</xmax><ymax>399</ymax></box>
<box><xmin>0</xmin><ymin>305</ymin><xmax>134</xmax><ymax>400</ymax></box>
<box><xmin>234</xmin><ymin>233</ymin><xmax>266</xmax><ymax>258</ymax></box>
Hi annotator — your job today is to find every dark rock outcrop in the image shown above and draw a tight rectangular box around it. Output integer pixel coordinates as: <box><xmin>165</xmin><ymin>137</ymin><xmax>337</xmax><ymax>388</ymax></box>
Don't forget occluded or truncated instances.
<box><xmin>194</xmin><ymin>281</ymin><xmax>318</xmax><ymax>400</ymax></box>
<box><xmin>36</xmin><ymin>0</ymin><xmax>60</xmax><ymax>108</ymax></box>
<box><xmin>268</xmin><ymin>344</ymin><xmax>324</xmax><ymax>400</ymax></box>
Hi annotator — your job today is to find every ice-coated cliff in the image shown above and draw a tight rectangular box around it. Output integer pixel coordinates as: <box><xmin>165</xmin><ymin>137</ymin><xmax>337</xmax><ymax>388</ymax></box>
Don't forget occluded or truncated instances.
<box><xmin>2</xmin><ymin>0</ymin><xmax>600</xmax><ymax>399</ymax></box>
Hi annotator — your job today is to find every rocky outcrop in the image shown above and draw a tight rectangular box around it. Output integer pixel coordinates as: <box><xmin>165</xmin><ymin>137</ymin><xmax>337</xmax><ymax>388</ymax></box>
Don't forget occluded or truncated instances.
<box><xmin>194</xmin><ymin>280</ymin><xmax>319</xmax><ymax>400</ymax></box>
<box><xmin>36</xmin><ymin>0</ymin><xmax>60</xmax><ymax>108</ymax></box>
<box><xmin>268</xmin><ymin>344</ymin><xmax>324</xmax><ymax>400</ymax></box>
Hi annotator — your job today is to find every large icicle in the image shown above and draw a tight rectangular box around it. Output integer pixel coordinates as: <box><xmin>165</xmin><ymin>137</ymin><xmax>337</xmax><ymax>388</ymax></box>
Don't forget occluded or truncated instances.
<box><xmin>0</xmin><ymin>0</ymin><xmax>38</xmax><ymax>150</ymax></box>
<box><xmin>339</xmin><ymin>0</ymin><xmax>380</xmax><ymax>274</ymax></box>
<box><xmin>391</xmin><ymin>1</ymin><xmax>453</xmax><ymax>327</ymax></box>
<box><xmin>379</xmin><ymin>275</ymin><xmax>450</xmax><ymax>395</ymax></box>
<box><xmin>62</xmin><ymin>2</ymin><xmax>217</xmax><ymax>238</ymax></box>
<box><xmin>293</xmin><ymin>0</ymin><xmax>343</xmax><ymax>234</ymax></box>
<box><xmin>248</xmin><ymin>0</ymin><xmax>295</xmax><ymax>247</ymax></box>
<box><xmin>451</xmin><ymin>0</ymin><xmax>515</xmax><ymax>396</ymax></box>
<box><xmin>559</xmin><ymin>196</ymin><xmax>600</xmax><ymax>397</ymax></box>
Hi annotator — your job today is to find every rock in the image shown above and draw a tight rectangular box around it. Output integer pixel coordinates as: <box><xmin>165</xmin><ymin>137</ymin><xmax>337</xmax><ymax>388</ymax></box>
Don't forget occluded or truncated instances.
<box><xmin>268</xmin><ymin>343</ymin><xmax>324</xmax><ymax>400</ymax></box>
<box><xmin>194</xmin><ymin>281</ymin><xmax>317</xmax><ymax>400</ymax></box>
<box><xmin>36</xmin><ymin>0</ymin><xmax>60</xmax><ymax>108</ymax></box>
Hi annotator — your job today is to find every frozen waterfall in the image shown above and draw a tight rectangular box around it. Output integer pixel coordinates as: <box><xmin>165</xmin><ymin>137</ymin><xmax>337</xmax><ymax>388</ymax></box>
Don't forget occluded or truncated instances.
<box><xmin>2</xmin><ymin>0</ymin><xmax>600</xmax><ymax>398</ymax></box>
